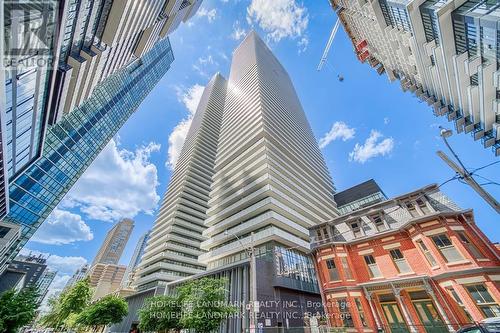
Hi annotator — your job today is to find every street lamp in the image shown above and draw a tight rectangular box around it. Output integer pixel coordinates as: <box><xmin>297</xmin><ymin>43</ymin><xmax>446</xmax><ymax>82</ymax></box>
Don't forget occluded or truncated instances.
<box><xmin>439</xmin><ymin>127</ymin><xmax>452</xmax><ymax>139</ymax></box>
<box><xmin>224</xmin><ymin>230</ymin><xmax>257</xmax><ymax>332</ymax></box>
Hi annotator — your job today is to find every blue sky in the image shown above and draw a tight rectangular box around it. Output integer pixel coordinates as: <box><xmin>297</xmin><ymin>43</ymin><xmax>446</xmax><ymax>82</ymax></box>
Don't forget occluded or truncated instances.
<box><xmin>25</xmin><ymin>0</ymin><xmax>499</xmax><ymax>300</ymax></box>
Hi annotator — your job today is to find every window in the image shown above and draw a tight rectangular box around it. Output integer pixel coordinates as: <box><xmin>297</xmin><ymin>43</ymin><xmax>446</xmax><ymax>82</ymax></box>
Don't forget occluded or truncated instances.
<box><xmin>364</xmin><ymin>255</ymin><xmax>382</xmax><ymax>278</ymax></box>
<box><xmin>416</xmin><ymin>198</ymin><xmax>430</xmax><ymax>214</ymax></box>
<box><xmin>431</xmin><ymin>234</ymin><xmax>464</xmax><ymax>263</ymax></box>
<box><xmin>355</xmin><ymin>298</ymin><xmax>368</xmax><ymax>327</ymax></box>
<box><xmin>447</xmin><ymin>287</ymin><xmax>472</xmax><ymax>321</ymax></box>
<box><xmin>326</xmin><ymin>259</ymin><xmax>340</xmax><ymax>281</ymax></box>
<box><xmin>404</xmin><ymin>200</ymin><xmax>419</xmax><ymax>217</ymax></box>
<box><xmin>338</xmin><ymin>298</ymin><xmax>354</xmax><ymax>327</ymax></box>
<box><xmin>315</xmin><ymin>229</ymin><xmax>323</xmax><ymax>242</ymax></box>
<box><xmin>0</xmin><ymin>226</ymin><xmax>10</xmax><ymax>238</ymax></box>
<box><xmin>390</xmin><ymin>249</ymin><xmax>412</xmax><ymax>273</ymax></box>
<box><xmin>351</xmin><ymin>221</ymin><xmax>363</xmax><ymax>237</ymax></box>
<box><xmin>370</xmin><ymin>214</ymin><xmax>386</xmax><ymax>231</ymax></box>
<box><xmin>457</xmin><ymin>231</ymin><xmax>485</xmax><ymax>259</ymax></box>
<box><xmin>340</xmin><ymin>257</ymin><xmax>353</xmax><ymax>280</ymax></box>
<box><xmin>465</xmin><ymin>284</ymin><xmax>500</xmax><ymax>318</ymax></box>
<box><xmin>417</xmin><ymin>240</ymin><xmax>437</xmax><ymax>266</ymax></box>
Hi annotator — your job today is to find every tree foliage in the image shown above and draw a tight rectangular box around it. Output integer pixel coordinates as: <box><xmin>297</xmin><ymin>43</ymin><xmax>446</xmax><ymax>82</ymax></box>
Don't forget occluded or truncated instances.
<box><xmin>40</xmin><ymin>277</ymin><xmax>92</xmax><ymax>330</ymax></box>
<box><xmin>138</xmin><ymin>278</ymin><xmax>235</xmax><ymax>333</ymax></box>
<box><xmin>76</xmin><ymin>294</ymin><xmax>128</xmax><ymax>331</ymax></box>
<box><xmin>138</xmin><ymin>295</ymin><xmax>182</xmax><ymax>332</ymax></box>
<box><xmin>177</xmin><ymin>278</ymin><xmax>236</xmax><ymax>333</ymax></box>
<box><xmin>0</xmin><ymin>287</ymin><xmax>39</xmax><ymax>333</ymax></box>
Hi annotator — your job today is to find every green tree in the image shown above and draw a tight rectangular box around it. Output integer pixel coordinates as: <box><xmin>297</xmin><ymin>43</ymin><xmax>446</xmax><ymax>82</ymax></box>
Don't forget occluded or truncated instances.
<box><xmin>0</xmin><ymin>287</ymin><xmax>39</xmax><ymax>333</ymax></box>
<box><xmin>177</xmin><ymin>278</ymin><xmax>236</xmax><ymax>333</ymax></box>
<box><xmin>138</xmin><ymin>295</ymin><xmax>182</xmax><ymax>333</ymax></box>
<box><xmin>40</xmin><ymin>277</ymin><xmax>92</xmax><ymax>330</ymax></box>
<box><xmin>76</xmin><ymin>294</ymin><xmax>128</xmax><ymax>332</ymax></box>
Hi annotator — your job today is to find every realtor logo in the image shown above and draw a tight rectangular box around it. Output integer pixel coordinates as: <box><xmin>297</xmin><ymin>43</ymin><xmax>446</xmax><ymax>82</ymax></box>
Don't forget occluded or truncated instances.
<box><xmin>3</xmin><ymin>0</ymin><xmax>59</xmax><ymax>69</ymax></box>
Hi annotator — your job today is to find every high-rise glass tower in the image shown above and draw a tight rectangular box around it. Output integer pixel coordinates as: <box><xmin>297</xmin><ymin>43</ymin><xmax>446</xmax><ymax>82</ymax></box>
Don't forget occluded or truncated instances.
<box><xmin>92</xmin><ymin>218</ymin><xmax>134</xmax><ymax>266</ymax></box>
<box><xmin>134</xmin><ymin>73</ymin><xmax>227</xmax><ymax>291</ymax></box>
<box><xmin>121</xmin><ymin>230</ymin><xmax>150</xmax><ymax>288</ymax></box>
<box><xmin>0</xmin><ymin>37</ymin><xmax>175</xmax><ymax>273</ymax></box>
<box><xmin>36</xmin><ymin>269</ymin><xmax>57</xmax><ymax>304</ymax></box>
<box><xmin>0</xmin><ymin>1</ymin><xmax>61</xmax><ymax>218</ymax></box>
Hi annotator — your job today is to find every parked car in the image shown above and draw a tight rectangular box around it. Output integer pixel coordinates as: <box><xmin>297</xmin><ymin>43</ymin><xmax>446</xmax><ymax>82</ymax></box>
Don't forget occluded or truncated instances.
<box><xmin>457</xmin><ymin>317</ymin><xmax>500</xmax><ymax>333</ymax></box>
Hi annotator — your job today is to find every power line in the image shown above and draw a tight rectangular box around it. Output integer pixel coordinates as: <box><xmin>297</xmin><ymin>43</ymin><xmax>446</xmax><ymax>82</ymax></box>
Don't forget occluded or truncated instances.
<box><xmin>474</xmin><ymin>174</ymin><xmax>500</xmax><ymax>187</ymax></box>
<box><xmin>470</xmin><ymin>160</ymin><xmax>500</xmax><ymax>174</ymax></box>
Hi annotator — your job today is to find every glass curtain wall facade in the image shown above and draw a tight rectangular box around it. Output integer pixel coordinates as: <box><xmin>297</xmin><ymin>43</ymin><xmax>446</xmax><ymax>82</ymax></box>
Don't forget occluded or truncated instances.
<box><xmin>0</xmin><ymin>1</ymin><xmax>61</xmax><ymax>219</ymax></box>
<box><xmin>0</xmin><ymin>37</ymin><xmax>174</xmax><ymax>272</ymax></box>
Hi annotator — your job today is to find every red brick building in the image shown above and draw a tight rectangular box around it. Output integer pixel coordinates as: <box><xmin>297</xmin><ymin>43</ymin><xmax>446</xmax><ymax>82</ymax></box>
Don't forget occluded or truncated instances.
<box><xmin>310</xmin><ymin>180</ymin><xmax>500</xmax><ymax>333</ymax></box>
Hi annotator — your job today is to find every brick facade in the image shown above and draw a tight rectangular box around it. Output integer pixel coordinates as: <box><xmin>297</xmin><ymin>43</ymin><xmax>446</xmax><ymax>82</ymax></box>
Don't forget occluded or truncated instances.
<box><xmin>311</xmin><ymin>184</ymin><xmax>500</xmax><ymax>333</ymax></box>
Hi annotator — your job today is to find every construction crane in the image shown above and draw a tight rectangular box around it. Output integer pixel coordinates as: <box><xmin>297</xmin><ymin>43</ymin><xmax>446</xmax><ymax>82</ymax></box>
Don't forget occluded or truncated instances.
<box><xmin>317</xmin><ymin>18</ymin><xmax>341</xmax><ymax>72</ymax></box>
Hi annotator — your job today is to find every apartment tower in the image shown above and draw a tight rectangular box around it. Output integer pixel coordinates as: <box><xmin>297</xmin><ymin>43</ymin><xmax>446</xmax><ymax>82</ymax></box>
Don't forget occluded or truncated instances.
<box><xmin>328</xmin><ymin>0</ymin><xmax>500</xmax><ymax>155</ymax></box>
<box><xmin>163</xmin><ymin>32</ymin><xmax>338</xmax><ymax>332</ymax></box>
<box><xmin>109</xmin><ymin>73</ymin><xmax>227</xmax><ymax>333</ymax></box>
<box><xmin>49</xmin><ymin>0</ymin><xmax>203</xmax><ymax>123</ymax></box>
<box><xmin>92</xmin><ymin>218</ymin><xmax>134</xmax><ymax>266</ymax></box>
<box><xmin>202</xmin><ymin>31</ymin><xmax>337</xmax><ymax>268</ymax></box>
<box><xmin>134</xmin><ymin>73</ymin><xmax>227</xmax><ymax>291</ymax></box>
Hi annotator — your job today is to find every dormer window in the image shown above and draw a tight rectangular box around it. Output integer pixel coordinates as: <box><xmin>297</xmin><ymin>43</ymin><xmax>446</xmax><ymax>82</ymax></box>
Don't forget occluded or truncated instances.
<box><xmin>315</xmin><ymin>227</ymin><xmax>329</xmax><ymax>243</ymax></box>
<box><xmin>316</xmin><ymin>229</ymin><xmax>323</xmax><ymax>242</ymax></box>
<box><xmin>404</xmin><ymin>200</ymin><xmax>419</xmax><ymax>217</ymax></box>
<box><xmin>331</xmin><ymin>226</ymin><xmax>342</xmax><ymax>241</ymax></box>
<box><xmin>351</xmin><ymin>221</ymin><xmax>363</xmax><ymax>237</ymax></box>
<box><xmin>416</xmin><ymin>198</ymin><xmax>430</xmax><ymax>214</ymax></box>
<box><xmin>403</xmin><ymin>196</ymin><xmax>432</xmax><ymax>217</ymax></box>
<box><xmin>370</xmin><ymin>213</ymin><xmax>387</xmax><ymax>231</ymax></box>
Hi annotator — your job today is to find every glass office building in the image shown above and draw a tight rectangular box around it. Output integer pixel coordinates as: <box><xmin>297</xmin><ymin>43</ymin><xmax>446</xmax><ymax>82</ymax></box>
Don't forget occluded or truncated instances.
<box><xmin>0</xmin><ymin>37</ymin><xmax>174</xmax><ymax>271</ymax></box>
<box><xmin>0</xmin><ymin>1</ymin><xmax>60</xmax><ymax>218</ymax></box>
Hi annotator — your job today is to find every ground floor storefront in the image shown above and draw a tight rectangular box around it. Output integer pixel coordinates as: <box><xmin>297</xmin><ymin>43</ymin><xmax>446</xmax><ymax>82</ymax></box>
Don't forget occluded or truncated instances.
<box><xmin>323</xmin><ymin>275</ymin><xmax>500</xmax><ymax>333</ymax></box>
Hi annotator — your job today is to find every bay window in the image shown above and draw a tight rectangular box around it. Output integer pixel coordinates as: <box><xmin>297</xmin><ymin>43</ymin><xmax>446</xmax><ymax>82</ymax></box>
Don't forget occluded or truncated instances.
<box><xmin>431</xmin><ymin>234</ymin><xmax>464</xmax><ymax>263</ymax></box>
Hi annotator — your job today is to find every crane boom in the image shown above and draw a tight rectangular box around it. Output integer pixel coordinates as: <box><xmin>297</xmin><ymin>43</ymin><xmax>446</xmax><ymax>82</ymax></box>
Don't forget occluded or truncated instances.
<box><xmin>317</xmin><ymin>18</ymin><xmax>340</xmax><ymax>71</ymax></box>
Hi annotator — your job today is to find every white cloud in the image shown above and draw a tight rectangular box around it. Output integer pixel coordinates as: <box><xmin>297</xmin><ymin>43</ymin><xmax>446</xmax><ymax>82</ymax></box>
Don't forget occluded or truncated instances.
<box><xmin>196</xmin><ymin>7</ymin><xmax>217</xmax><ymax>23</ymax></box>
<box><xmin>231</xmin><ymin>21</ymin><xmax>246</xmax><ymax>41</ymax></box>
<box><xmin>349</xmin><ymin>130</ymin><xmax>394</xmax><ymax>163</ymax></box>
<box><xmin>167</xmin><ymin>84</ymin><xmax>205</xmax><ymax>169</ymax></box>
<box><xmin>62</xmin><ymin>140</ymin><xmax>161</xmax><ymax>222</ymax></box>
<box><xmin>193</xmin><ymin>54</ymin><xmax>218</xmax><ymax>78</ymax></box>
<box><xmin>246</xmin><ymin>0</ymin><xmax>309</xmax><ymax>44</ymax></box>
<box><xmin>298</xmin><ymin>37</ymin><xmax>309</xmax><ymax>53</ymax></box>
<box><xmin>318</xmin><ymin>121</ymin><xmax>355</xmax><ymax>149</ymax></box>
<box><xmin>31</xmin><ymin>209</ymin><xmax>93</xmax><ymax>245</ymax></box>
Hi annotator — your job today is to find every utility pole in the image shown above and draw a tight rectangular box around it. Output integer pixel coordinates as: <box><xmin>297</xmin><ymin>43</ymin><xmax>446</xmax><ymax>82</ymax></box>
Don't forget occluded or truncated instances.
<box><xmin>437</xmin><ymin>127</ymin><xmax>500</xmax><ymax>214</ymax></box>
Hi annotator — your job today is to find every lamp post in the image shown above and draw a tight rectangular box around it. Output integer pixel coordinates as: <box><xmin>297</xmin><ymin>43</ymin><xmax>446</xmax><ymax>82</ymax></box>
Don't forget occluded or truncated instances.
<box><xmin>224</xmin><ymin>230</ymin><xmax>257</xmax><ymax>332</ymax></box>
<box><xmin>437</xmin><ymin>127</ymin><xmax>500</xmax><ymax>214</ymax></box>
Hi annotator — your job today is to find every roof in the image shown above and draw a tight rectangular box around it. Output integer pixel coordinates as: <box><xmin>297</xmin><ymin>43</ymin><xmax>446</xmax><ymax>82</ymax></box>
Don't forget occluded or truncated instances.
<box><xmin>334</xmin><ymin>179</ymin><xmax>385</xmax><ymax>207</ymax></box>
